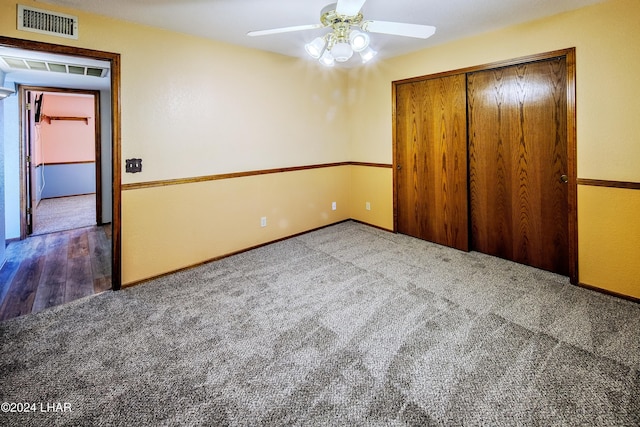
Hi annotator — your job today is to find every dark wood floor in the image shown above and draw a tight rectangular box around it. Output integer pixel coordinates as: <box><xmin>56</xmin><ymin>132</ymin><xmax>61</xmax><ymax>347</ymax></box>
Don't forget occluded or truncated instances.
<box><xmin>0</xmin><ymin>225</ymin><xmax>112</xmax><ymax>322</ymax></box>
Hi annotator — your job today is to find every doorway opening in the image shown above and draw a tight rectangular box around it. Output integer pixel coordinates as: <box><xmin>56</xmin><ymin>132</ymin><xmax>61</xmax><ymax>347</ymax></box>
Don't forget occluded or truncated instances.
<box><xmin>0</xmin><ymin>36</ymin><xmax>121</xmax><ymax>321</ymax></box>
<box><xmin>21</xmin><ymin>87</ymin><xmax>102</xmax><ymax>237</ymax></box>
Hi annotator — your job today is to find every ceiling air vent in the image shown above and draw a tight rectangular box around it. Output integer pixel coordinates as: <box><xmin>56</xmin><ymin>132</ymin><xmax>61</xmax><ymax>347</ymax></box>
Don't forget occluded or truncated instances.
<box><xmin>0</xmin><ymin>56</ymin><xmax>109</xmax><ymax>78</ymax></box>
<box><xmin>17</xmin><ymin>5</ymin><xmax>78</xmax><ymax>40</ymax></box>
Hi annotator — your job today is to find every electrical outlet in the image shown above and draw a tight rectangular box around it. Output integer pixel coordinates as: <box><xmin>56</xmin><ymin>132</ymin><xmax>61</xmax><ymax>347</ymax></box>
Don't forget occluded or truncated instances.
<box><xmin>366</xmin><ymin>201</ymin><xmax>371</xmax><ymax>211</ymax></box>
<box><xmin>260</xmin><ymin>217</ymin><xmax>267</xmax><ymax>227</ymax></box>
<box><xmin>332</xmin><ymin>201</ymin><xmax>337</xmax><ymax>211</ymax></box>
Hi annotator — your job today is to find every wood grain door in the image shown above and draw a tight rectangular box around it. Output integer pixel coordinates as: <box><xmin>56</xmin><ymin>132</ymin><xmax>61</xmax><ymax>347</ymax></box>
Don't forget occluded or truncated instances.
<box><xmin>467</xmin><ymin>57</ymin><xmax>569</xmax><ymax>275</ymax></box>
<box><xmin>395</xmin><ymin>73</ymin><xmax>469</xmax><ymax>251</ymax></box>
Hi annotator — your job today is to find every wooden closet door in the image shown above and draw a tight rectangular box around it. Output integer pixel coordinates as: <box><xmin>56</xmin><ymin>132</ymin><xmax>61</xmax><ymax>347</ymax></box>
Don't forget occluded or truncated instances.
<box><xmin>467</xmin><ymin>57</ymin><xmax>569</xmax><ymax>275</ymax></box>
<box><xmin>395</xmin><ymin>74</ymin><xmax>468</xmax><ymax>251</ymax></box>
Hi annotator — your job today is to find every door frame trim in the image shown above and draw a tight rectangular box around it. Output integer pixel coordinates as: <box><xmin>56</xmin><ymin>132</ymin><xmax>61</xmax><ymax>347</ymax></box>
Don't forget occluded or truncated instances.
<box><xmin>392</xmin><ymin>48</ymin><xmax>578</xmax><ymax>284</ymax></box>
<box><xmin>0</xmin><ymin>36</ymin><xmax>122</xmax><ymax>290</ymax></box>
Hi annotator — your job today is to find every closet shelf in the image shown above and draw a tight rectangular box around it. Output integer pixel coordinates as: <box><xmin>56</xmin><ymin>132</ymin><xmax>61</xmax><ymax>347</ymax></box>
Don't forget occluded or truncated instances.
<box><xmin>42</xmin><ymin>115</ymin><xmax>90</xmax><ymax>125</ymax></box>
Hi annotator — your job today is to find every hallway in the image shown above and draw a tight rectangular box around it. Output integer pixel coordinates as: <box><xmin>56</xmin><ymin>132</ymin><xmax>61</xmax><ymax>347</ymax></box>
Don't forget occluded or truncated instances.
<box><xmin>0</xmin><ymin>225</ymin><xmax>111</xmax><ymax>321</ymax></box>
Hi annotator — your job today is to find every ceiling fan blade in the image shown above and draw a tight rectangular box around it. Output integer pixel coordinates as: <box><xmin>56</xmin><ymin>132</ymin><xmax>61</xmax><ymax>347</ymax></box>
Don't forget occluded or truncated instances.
<box><xmin>335</xmin><ymin>0</ymin><xmax>368</xmax><ymax>16</ymax></box>
<box><xmin>363</xmin><ymin>21</ymin><xmax>436</xmax><ymax>39</ymax></box>
<box><xmin>247</xmin><ymin>24</ymin><xmax>324</xmax><ymax>37</ymax></box>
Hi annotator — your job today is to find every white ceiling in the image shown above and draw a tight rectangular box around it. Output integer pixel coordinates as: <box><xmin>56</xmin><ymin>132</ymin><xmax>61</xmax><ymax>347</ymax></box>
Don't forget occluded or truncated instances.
<box><xmin>1</xmin><ymin>0</ymin><xmax>605</xmax><ymax>89</ymax></box>
<box><xmin>34</xmin><ymin>0</ymin><xmax>604</xmax><ymax>60</ymax></box>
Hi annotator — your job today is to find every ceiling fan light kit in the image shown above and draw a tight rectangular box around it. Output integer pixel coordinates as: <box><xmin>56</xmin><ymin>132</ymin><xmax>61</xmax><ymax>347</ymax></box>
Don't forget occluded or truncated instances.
<box><xmin>248</xmin><ymin>0</ymin><xmax>435</xmax><ymax>67</ymax></box>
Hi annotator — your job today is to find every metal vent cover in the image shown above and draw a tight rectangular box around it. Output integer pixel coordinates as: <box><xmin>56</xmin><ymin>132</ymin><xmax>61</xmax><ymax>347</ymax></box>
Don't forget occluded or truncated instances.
<box><xmin>17</xmin><ymin>5</ymin><xmax>78</xmax><ymax>39</ymax></box>
<box><xmin>0</xmin><ymin>56</ymin><xmax>109</xmax><ymax>78</ymax></box>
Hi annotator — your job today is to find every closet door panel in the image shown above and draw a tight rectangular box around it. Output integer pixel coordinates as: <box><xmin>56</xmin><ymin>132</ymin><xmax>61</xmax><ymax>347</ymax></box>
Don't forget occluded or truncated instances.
<box><xmin>468</xmin><ymin>58</ymin><xmax>569</xmax><ymax>275</ymax></box>
<box><xmin>395</xmin><ymin>74</ymin><xmax>468</xmax><ymax>251</ymax></box>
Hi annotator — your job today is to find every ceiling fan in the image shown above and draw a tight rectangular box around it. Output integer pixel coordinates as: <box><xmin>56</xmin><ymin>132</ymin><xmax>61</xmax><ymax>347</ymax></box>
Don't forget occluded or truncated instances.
<box><xmin>247</xmin><ymin>0</ymin><xmax>436</xmax><ymax>66</ymax></box>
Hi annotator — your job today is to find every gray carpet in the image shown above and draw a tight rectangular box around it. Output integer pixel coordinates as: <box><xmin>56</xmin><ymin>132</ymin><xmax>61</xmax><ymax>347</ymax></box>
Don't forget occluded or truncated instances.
<box><xmin>33</xmin><ymin>194</ymin><xmax>96</xmax><ymax>236</ymax></box>
<box><xmin>1</xmin><ymin>221</ymin><xmax>638</xmax><ymax>426</ymax></box>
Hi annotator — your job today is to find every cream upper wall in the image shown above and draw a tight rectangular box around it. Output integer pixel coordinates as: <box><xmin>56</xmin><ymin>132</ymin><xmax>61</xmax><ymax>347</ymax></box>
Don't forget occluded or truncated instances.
<box><xmin>347</xmin><ymin>0</ymin><xmax>640</xmax><ymax>182</ymax></box>
<box><xmin>0</xmin><ymin>0</ymin><xmax>350</xmax><ymax>184</ymax></box>
<box><xmin>4</xmin><ymin>0</ymin><xmax>637</xmax><ymax>182</ymax></box>
<box><xmin>121</xmin><ymin>37</ymin><xmax>350</xmax><ymax>183</ymax></box>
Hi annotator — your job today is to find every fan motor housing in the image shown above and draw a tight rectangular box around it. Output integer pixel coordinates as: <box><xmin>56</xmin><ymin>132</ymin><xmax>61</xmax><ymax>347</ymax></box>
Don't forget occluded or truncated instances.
<box><xmin>321</xmin><ymin>4</ymin><xmax>363</xmax><ymax>27</ymax></box>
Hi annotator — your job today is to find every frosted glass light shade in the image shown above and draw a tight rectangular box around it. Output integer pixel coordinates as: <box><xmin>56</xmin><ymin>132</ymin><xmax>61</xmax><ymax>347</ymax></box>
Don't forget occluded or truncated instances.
<box><xmin>305</xmin><ymin>37</ymin><xmax>327</xmax><ymax>59</ymax></box>
<box><xmin>319</xmin><ymin>51</ymin><xmax>335</xmax><ymax>67</ymax></box>
<box><xmin>331</xmin><ymin>42</ymin><xmax>353</xmax><ymax>62</ymax></box>
<box><xmin>359</xmin><ymin>47</ymin><xmax>377</xmax><ymax>63</ymax></box>
<box><xmin>349</xmin><ymin>30</ymin><xmax>369</xmax><ymax>52</ymax></box>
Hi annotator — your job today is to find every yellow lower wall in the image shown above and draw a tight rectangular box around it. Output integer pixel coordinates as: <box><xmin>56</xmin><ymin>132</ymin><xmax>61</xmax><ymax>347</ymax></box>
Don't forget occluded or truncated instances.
<box><xmin>349</xmin><ymin>165</ymin><xmax>394</xmax><ymax>230</ymax></box>
<box><xmin>122</xmin><ymin>166</ymin><xmax>351</xmax><ymax>284</ymax></box>
<box><xmin>124</xmin><ymin>167</ymin><xmax>640</xmax><ymax>302</ymax></box>
<box><xmin>578</xmin><ymin>185</ymin><xmax>640</xmax><ymax>299</ymax></box>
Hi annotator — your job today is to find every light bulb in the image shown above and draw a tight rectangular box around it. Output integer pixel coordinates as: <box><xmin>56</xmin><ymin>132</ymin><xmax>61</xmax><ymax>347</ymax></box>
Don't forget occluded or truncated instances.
<box><xmin>349</xmin><ymin>30</ymin><xmax>370</xmax><ymax>52</ymax></box>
